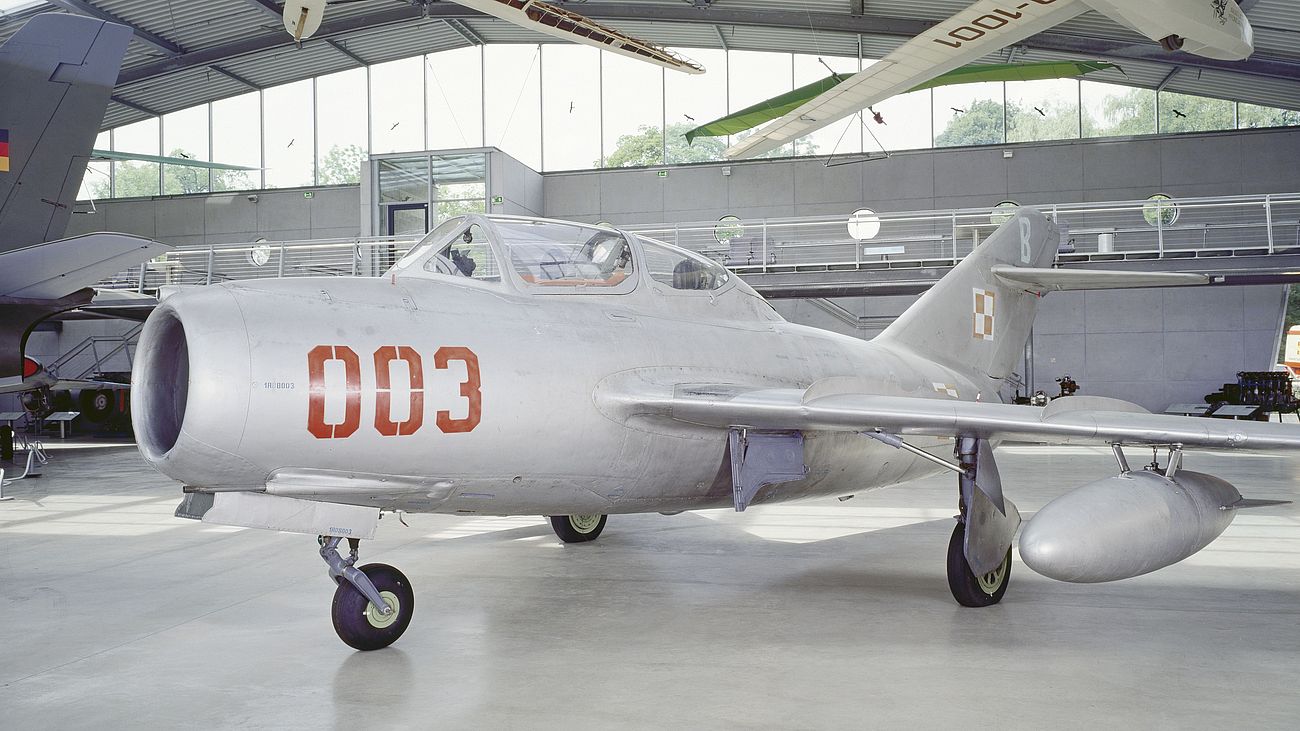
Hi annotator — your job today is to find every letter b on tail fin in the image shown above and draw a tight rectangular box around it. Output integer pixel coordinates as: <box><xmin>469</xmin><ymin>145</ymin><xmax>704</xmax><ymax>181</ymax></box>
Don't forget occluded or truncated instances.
<box><xmin>877</xmin><ymin>208</ymin><xmax>1060</xmax><ymax>382</ymax></box>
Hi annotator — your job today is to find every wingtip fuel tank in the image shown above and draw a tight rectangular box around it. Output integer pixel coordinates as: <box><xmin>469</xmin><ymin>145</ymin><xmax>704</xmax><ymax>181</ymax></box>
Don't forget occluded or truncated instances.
<box><xmin>1019</xmin><ymin>470</ymin><xmax>1241</xmax><ymax>583</ymax></box>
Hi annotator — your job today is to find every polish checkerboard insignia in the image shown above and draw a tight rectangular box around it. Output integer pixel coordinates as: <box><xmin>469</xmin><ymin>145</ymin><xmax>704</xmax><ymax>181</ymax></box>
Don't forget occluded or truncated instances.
<box><xmin>932</xmin><ymin>382</ymin><xmax>959</xmax><ymax>399</ymax></box>
<box><xmin>972</xmin><ymin>288</ymin><xmax>995</xmax><ymax>341</ymax></box>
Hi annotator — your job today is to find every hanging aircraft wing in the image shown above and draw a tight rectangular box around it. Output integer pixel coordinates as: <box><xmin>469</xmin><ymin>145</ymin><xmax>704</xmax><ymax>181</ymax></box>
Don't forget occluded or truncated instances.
<box><xmin>725</xmin><ymin>0</ymin><xmax>1089</xmax><ymax>159</ymax></box>
<box><xmin>598</xmin><ymin>379</ymin><xmax>1300</xmax><ymax>452</ymax></box>
<box><xmin>90</xmin><ymin>149</ymin><xmax>260</xmax><ymax>171</ymax></box>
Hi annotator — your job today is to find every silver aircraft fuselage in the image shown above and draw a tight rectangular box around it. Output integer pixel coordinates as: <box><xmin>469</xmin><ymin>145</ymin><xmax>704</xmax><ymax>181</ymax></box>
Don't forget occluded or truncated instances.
<box><xmin>134</xmin><ymin>220</ymin><xmax>992</xmax><ymax>516</ymax></box>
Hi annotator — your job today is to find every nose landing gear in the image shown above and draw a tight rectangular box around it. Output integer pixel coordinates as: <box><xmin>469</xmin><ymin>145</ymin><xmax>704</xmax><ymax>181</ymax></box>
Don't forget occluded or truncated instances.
<box><xmin>320</xmin><ymin>536</ymin><xmax>414</xmax><ymax>651</ymax></box>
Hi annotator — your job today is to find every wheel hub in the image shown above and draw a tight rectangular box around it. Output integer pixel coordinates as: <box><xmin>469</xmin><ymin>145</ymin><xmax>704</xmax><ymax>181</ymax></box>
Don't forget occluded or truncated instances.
<box><xmin>364</xmin><ymin>591</ymin><xmax>400</xmax><ymax>629</ymax></box>
<box><xmin>570</xmin><ymin>514</ymin><xmax>601</xmax><ymax>533</ymax></box>
<box><xmin>976</xmin><ymin>557</ymin><xmax>1008</xmax><ymax>595</ymax></box>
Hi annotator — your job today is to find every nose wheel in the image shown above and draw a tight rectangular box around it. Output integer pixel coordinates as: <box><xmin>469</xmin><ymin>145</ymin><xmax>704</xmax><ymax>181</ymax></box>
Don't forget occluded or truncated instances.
<box><xmin>320</xmin><ymin>536</ymin><xmax>414</xmax><ymax>650</ymax></box>
<box><xmin>549</xmin><ymin>514</ymin><xmax>607</xmax><ymax>542</ymax></box>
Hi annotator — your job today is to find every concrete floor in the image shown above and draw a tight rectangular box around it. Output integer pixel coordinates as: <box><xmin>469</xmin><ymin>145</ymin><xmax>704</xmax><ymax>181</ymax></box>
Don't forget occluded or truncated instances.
<box><xmin>1</xmin><ymin>442</ymin><xmax>1297</xmax><ymax>729</ymax></box>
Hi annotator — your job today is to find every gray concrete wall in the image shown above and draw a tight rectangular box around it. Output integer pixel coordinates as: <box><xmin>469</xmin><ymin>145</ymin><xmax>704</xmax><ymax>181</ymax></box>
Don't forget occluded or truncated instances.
<box><xmin>771</xmin><ymin>284</ymin><xmax>1288</xmax><ymax>413</ymax></box>
<box><xmin>544</xmin><ymin>127</ymin><xmax>1300</xmax><ymax>225</ymax></box>
<box><xmin>67</xmin><ymin>186</ymin><xmax>362</xmax><ymax>245</ymax></box>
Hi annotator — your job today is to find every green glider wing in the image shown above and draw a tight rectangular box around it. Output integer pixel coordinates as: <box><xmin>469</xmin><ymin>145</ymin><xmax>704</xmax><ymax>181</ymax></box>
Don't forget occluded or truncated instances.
<box><xmin>684</xmin><ymin>61</ymin><xmax>1116</xmax><ymax>144</ymax></box>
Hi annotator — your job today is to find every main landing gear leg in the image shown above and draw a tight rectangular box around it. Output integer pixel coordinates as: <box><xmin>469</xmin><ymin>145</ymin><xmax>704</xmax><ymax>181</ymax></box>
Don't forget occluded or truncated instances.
<box><xmin>946</xmin><ymin>438</ymin><xmax>1016</xmax><ymax>607</ymax></box>
<box><xmin>320</xmin><ymin>536</ymin><xmax>414</xmax><ymax>651</ymax></box>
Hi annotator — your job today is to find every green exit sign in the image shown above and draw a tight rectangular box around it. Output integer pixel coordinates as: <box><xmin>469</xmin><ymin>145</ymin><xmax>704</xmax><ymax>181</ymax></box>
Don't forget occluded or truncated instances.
<box><xmin>491</xmin><ymin>195</ymin><xmax>504</xmax><ymax>205</ymax></box>
<box><xmin>656</xmin><ymin>170</ymin><xmax>669</xmax><ymax>178</ymax></box>
<box><xmin>303</xmin><ymin>191</ymin><xmax>314</xmax><ymax>199</ymax></box>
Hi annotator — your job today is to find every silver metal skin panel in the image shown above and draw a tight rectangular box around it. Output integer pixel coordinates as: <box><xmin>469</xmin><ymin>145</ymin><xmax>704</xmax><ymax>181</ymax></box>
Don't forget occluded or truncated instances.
<box><xmin>133</xmin><ymin>214</ymin><xmax>987</xmax><ymax>516</ymax></box>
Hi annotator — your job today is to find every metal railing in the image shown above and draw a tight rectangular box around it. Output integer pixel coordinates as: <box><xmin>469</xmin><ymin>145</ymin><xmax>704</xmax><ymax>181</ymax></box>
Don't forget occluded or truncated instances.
<box><xmin>96</xmin><ymin>194</ymin><xmax>1300</xmax><ymax>291</ymax></box>
<box><xmin>46</xmin><ymin>322</ymin><xmax>144</xmax><ymax>380</ymax></box>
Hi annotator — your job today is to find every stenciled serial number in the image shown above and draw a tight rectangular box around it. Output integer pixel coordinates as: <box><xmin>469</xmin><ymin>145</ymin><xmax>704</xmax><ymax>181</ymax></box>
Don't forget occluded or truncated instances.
<box><xmin>932</xmin><ymin>0</ymin><xmax>1063</xmax><ymax>49</ymax></box>
<box><xmin>263</xmin><ymin>381</ymin><xmax>296</xmax><ymax>390</ymax></box>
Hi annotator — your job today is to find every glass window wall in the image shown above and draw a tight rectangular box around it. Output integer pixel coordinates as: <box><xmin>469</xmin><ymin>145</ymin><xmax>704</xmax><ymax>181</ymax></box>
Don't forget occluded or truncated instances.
<box><xmin>211</xmin><ymin>91</ymin><xmax>261</xmax><ymax>191</ymax></box>
<box><xmin>664</xmin><ymin>47</ymin><xmax>727</xmax><ymax>164</ymax></box>
<box><xmin>371</xmin><ymin>57</ymin><xmax>425</xmax><ymax>154</ymax></box>
<box><xmin>484</xmin><ymin>44</ymin><xmax>541</xmax><ymax>170</ymax></box>
<box><xmin>934</xmin><ymin>81</ymin><xmax>1005</xmax><ymax>148</ymax></box>
<box><xmin>262</xmin><ymin>80</ymin><xmax>314</xmax><ymax>188</ymax></box>
<box><xmin>84</xmin><ymin>47</ymin><xmax>1300</xmax><ymax>201</ymax></box>
<box><xmin>317</xmin><ymin>68</ymin><xmax>369</xmax><ymax>185</ymax></box>
<box><xmin>427</xmin><ymin>47</ymin><xmax>483</xmax><ymax>150</ymax></box>
<box><xmin>602</xmin><ymin>50</ymin><xmax>665</xmax><ymax>167</ymax></box>
<box><xmin>112</xmin><ymin>117</ymin><xmax>160</xmax><ymax>197</ymax></box>
<box><xmin>162</xmin><ymin>105</ymin><xmax>210</xmax><ymax>194</ymax></box>
<box><xmin>541</xmin><ymin>45</ymin><xmax>600</xmax><ymax>171</ymax></box>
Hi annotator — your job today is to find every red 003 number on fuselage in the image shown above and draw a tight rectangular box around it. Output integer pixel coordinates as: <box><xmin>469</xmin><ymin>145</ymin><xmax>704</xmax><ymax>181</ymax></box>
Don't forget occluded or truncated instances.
<box><xmin>306</xmin><ymin>344</ymin><xmax>481</xmax><ymax>439</ymax></box>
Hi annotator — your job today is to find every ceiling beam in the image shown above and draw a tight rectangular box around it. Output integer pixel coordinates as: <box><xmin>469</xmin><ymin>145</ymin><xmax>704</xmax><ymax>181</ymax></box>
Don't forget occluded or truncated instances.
<box><xmin>209</xmin><ymin>65</ymin><xmax>262</xmax><ymax>90</ymax></box>
<box><xmin>444</xmin><ymin>18</ymin><xmax>485</xmax><ymax>46</ymax></box>
<box><xmin>110</xmin><ymin>95</ymin><xmax>159</xmax><ymax>116</ymax></box>
<box><xmin>45</xmin><ymin>0</ymin><xmax>185</xmax><ymax>57</ymax></box>
<box><xmin>713</xmin><ymin>24</ymin><xmax>728</xmax><ymax>51</ymax></box>
<box><xmin>238</xmin><ymin>0</ymin><xmax>283</xmax><ymax>22</ymax></box>
<box><xmin>114</xmin><ymin>3</ymin><xmax>1300</xmax><ymax>90</ymax></box>
<box><xmin>1156</xmin><ymin>66</ymin><xmax>1182</xmax><ymax>91</ymax></box>
<box><xmin>326</xmin><ymin>38</ymin><xmax>368</xmax><ymax>66</ymax></box>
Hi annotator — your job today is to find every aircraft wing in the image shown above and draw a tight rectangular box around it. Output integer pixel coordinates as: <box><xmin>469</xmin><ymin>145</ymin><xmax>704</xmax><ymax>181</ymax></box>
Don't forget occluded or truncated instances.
<box><xmin>607</xmin><ymin>382</ymin><xmax>1300</xmax><ymax>451</ymax></box>
<box><xmin>0</xmin><ymin>233</ymin><xmax>169</xmax><ymax>300</ymax></box>
<box><xmin>725</xmin><ymin>0</ymin><xmax>1088</xmax><ymax>159</ymax></box>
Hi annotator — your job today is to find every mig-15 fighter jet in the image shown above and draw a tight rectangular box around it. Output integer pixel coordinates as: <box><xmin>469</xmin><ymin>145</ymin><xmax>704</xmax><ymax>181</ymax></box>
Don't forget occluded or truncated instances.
<box><xmin>132</xmin><ymin>210</ymin><xmax>1296</xmax><ymax>650</ymax></box>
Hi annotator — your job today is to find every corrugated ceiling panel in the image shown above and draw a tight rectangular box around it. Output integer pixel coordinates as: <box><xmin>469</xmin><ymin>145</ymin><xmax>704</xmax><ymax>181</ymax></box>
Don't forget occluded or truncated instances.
<box><xmin>93</xmin><ymin>0</ymin><xmax>270</xmax><ymax>51</ymax></box>
<box><xmin>114</xmin><ymin>66</ymin><xmax>248</xmax><ymax>116</ymax></box>
<box><xmin>1166</xmin><ymin>69</ymin><xmax>1300</xmax><ymax>111</ymax></box>
<box><xmin>102</xmin><ymin>99</ymin><xmax>150</xmax><ymax>129</ymax></box>
<box><xmin>0</xmin><ymin>0</ymin><xmax>1294</xmax><ymax>131</ymax></box>
<box><xmin>220</xmin><ymin>41</ymin><xmax>357</xmax><ymax>88</ymax></box>
<box><xmin>721</xmin><ymin>24</ymin><xmax>859</xmax><ymax>58</ymax></box>
<box><xmin>334</xmin><ymin>19</ymin><xmax>467</xmax><ymax>65</ymax></box>
<box><xmin>1246</xmin><ymin>0</ymin><xmax>1300</xmax><ymax>32</ymax></box>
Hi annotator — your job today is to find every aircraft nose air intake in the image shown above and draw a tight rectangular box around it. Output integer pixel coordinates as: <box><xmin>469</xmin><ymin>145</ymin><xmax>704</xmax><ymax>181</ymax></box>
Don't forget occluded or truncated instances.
<box><xmin>131</xmin><ymin>287</ymin><xmax>258</xmax><ymax>485</ymax></box>
<box><xmin>133</xmin><ymin>307</ymin><xmax>189</xmax><ymax>459</ymax></box>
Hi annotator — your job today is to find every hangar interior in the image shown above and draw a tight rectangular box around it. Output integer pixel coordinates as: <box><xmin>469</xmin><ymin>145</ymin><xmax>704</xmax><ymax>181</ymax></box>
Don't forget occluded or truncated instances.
<box><xmin>2</xmin><ymin>0</ymin><xmax>1299</xmax><ymax>726</ymax></box>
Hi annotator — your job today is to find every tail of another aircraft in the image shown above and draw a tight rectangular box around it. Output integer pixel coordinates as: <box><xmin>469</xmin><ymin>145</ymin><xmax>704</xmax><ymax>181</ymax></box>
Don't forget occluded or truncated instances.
<box><xmin>0</xmin><ymin>14</ymin><xmax>132</xmax><ymax>252</ymax></box>
<box><xmin>876</xmin><ymin>209</ymin><xmax>1060</xmax><ymax>381</ymax></box>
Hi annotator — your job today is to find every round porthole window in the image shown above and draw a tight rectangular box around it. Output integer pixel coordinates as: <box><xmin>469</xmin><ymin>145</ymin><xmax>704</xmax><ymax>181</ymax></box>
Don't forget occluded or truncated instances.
<box><xmin>847</xmin><ymin>208</ymin><xmax>881</xmax><ymax>240</ymax></box>
<box><xmin>1143</xmin><ymin>194</ymin><xmax>1179</xmax><ymax>227</ymax></box>
<box><xmin>714</xmin><ymin>215</ymin><xmax>744</xmax><ymax>243</ymax></box>
<box><xmin>990</xmin><ymin>200</ymin><xmax>1019</xmax><ymax>226</ymax></box>
<box><xmin>247</xmin><ymin>239</ymin><xmax>271</xmax><ymax>267</ymax></box>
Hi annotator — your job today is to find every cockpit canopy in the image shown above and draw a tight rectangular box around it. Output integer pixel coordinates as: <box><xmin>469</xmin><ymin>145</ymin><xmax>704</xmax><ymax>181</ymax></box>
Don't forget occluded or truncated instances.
<box><xmin>389</xmin><ymin>215</ymin><xmax>731</xmax><ymax>295</ymax></box>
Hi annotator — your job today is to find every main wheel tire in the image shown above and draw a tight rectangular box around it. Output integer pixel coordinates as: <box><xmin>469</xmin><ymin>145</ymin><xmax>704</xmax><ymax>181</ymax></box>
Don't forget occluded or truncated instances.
<box><xmin>331</xmin><ymin>563</ymin><xmax>414</xmax><ymax>651</ymax></box>
<box><xmin>946</xmin><ymin>521</ymin><xmax>1011</xmax><ymax>607</ymax></box>
<box><xmin>550</xmin><ymin>514</ymin><xmax>607</xmax><ymax>543</ymax></box>
<box><xmin>79</xmin><ymin>389</ymin><xmax>114</xmax><ymax>423</ymax></box>
<box><xmin>1160</xmin><ymin>34</ymin><xmax>1184</xmax><ymax>52</ymax></box>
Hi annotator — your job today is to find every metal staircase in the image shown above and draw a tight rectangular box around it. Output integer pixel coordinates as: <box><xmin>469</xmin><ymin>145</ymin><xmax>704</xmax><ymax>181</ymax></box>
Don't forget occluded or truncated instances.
<box><xmin>46</xmin><ymin>322</ymin><xmax>144</xmax><ymax>382</ymax></box>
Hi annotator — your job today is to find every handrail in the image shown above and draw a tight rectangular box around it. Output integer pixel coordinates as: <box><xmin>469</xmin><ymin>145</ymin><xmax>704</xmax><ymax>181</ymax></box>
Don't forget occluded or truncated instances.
<box><xmin>95</xmin><ymin>192</ymin><xmax>1300</xmax><ymax>290</ymax></box>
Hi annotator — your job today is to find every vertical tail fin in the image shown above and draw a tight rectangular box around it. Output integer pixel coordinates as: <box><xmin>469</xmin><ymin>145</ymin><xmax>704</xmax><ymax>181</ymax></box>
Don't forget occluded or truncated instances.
<box><xmin>876</xmin><ymin>208</ymin><xmax>1059</xmax><ymax>381</ymax></box>
<box><xmin>0</xmin><ymin>15</ymin><xmax>131</xmax><ymax>251</ymax></box>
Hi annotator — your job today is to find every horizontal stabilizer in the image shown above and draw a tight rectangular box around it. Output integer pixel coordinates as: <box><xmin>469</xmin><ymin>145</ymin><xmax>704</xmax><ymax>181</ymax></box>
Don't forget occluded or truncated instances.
<box><xmin>0</xmin><ymin>233</ymin><xmax>170</xmax><ymax>300</ymax></box>
<box><xmin>992</xmin><ymin>266</ymin><xmax>1209</xmax><ymax>291</ymax></box>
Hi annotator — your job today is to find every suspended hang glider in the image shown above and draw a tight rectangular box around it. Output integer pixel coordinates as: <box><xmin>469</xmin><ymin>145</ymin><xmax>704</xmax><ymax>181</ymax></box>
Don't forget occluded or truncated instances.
<box><xmin>686</xmin><ymin>60</ymin><xmax>1118</xmax><ymax>145</ymax></box>
<box><xmin>726</xmin><ymin>0</ymin><xmax>1254</xmax><ymax>159</ymax></box>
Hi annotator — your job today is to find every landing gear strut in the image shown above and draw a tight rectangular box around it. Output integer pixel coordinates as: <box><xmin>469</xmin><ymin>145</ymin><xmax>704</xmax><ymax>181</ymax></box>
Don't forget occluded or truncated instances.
<box><xmin>946</xmin><ymin>437</ymin><xmax>1016</xmax><ymax>607</ymax></box>
<box><xmin>320</xmin><ymin>536</ymin><xmax>414</xmax><ymax>651</ymax></box>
